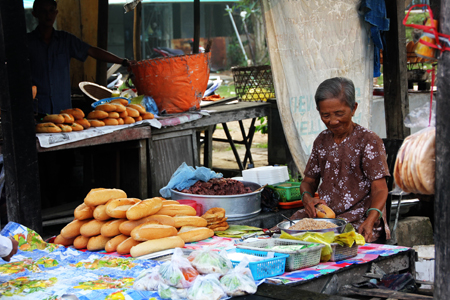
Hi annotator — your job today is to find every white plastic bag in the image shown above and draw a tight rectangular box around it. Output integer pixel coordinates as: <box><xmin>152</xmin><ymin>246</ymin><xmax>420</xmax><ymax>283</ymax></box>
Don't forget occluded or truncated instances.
<box><xmin>158</xmin><ymin>248</ymin><xmax>199</xmax><ymax>288</ymax></box>
<box><xmin>158</xmin><ymin>281</ymin><xmax>188</xmax><ymax>300</ymax></box>
<box><xmin>133</xmin><ymin>265</ymin><xmax>161</xmax><ymax>291</ymax></box>
<box><xmin>188</xmin><ymin>248</ymin><xmax>232</xmax><ymax>275</ymax></box>
<box><xmin>220</xmin><ymin>258</ymin><xmax>257</xmax><ymax>297</ymax></box>
<box><xmin>187</xmin><ymin>274</ymin><xmax>225</xmax><ymax>300</ymax></box>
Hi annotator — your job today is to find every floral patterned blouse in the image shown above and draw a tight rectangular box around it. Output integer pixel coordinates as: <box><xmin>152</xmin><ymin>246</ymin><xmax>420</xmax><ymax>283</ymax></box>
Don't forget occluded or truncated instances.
<box><xmin>304</xmin><ymin>124</ymin><xmax>390</xmax><ymax>239</ymax></box>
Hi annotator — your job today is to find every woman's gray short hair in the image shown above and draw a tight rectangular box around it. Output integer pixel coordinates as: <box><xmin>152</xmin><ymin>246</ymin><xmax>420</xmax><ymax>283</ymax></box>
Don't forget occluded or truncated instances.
<box><xmin>314</xmin><ymin>77</ymin><xmax>356</xmax><ymax>111</ymax></box>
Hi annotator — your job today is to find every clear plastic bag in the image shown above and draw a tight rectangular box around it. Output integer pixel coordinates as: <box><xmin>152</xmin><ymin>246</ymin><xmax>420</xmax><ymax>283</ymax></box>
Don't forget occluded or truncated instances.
<box><xmin>133</xmin><ymin>265</ymin><xmax>161</xmax><ymax>291</ymax></box>
<box><xmin>158</xmin><ymin>247</ymin><xmax>199</xmax><ymax>288</ymax></box>
<box><xmin>220</xmin><ymin>258</ymin><xmax>257</xmax><ymax>297</ymax></box>
<box><xmin>187</xmin><ymin>248</ymin><xmax>232</xmax><ymax>275</ymax></box>
<box><xmin>186</xmin><ymin>274</ymin><xmax>225</xmax><ymax>300</ymax></box>
<box><xmin>158</xmin><ymin>281</ymin><xmax>188</xmax><ymax>300</ymax></box>
<box><xmin>404</xmin><ymin>100</ymin><xmax>436</xmax><ymax>129</ymax></box>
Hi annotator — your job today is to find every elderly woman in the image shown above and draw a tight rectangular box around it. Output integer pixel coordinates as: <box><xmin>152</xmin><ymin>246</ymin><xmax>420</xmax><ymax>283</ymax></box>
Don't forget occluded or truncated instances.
<box><xmin>292</xmin><ymin>77</ymin><xmax>390</xmax><ymax>242</ymax></box>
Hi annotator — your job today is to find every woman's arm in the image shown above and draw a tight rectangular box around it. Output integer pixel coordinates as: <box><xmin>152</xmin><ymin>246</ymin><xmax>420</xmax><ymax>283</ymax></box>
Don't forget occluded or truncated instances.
<box><xmin>357</xmin><ymin>177</ymin><xmax>389</xmax><ymax>242</ymax></box>
<box><xmin>87</xmin><ymin>47</ymin><xmax>131</xmax><ymax>66</ymax></box>
<box><xmin>300</xmin><ymin>176</ymin><xmax>326</xmax><ymax>217</ymax></box>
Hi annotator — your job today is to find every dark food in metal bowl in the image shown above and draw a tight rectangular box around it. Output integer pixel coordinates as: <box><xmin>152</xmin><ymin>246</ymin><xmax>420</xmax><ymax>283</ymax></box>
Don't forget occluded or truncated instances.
<box><xmin>176</xmin><ymin>178</ymin><xmax>252</xmax><ymax>195</ymax></box>
<box><xmin>277</xmin><ymin>218</ymin><xmax>347</xmax><ymax>235</ymax></box>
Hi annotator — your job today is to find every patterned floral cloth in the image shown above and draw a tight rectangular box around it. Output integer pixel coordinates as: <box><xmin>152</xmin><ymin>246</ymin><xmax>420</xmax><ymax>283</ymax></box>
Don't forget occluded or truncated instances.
<box><xmin>304</xmin><ymin>124</ymin><xmax>390</xmax><ymax>240</ymax></box>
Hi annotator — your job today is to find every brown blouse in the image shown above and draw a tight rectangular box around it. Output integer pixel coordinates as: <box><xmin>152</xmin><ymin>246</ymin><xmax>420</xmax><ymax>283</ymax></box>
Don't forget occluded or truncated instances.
<box><xmin>304</xmin><ymin>124</ymin><xmax>390</xmax><ymax>240</ymax></box>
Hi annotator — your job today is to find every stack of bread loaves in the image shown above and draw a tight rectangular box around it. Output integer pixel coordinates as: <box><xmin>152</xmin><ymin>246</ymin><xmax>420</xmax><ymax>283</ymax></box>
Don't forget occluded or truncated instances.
<box><xmin>201</xmin><ymin>208</ymin><xmax>229</xmax><ymax>231</ymax></box>
<box><xmin>393</xmin><ymin>127</ymin><xmax>435</xmax><ymax>195</ymax></box>
<box><xmin>54</xmin><ymin>188</ymin><xmax>214</xmax><ymax>257</ymax></box>
<box><xmin>36</xmin><ymin>108</ymin><xmax>87</xmax><ymax>133</ymax></box>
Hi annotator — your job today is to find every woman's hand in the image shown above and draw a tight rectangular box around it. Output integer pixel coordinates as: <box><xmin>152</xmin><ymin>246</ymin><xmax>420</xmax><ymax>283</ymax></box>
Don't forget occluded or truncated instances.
<box><xmin>358</xmin><ymin>218</ymin><xmax>376</xmax><ymax>242</ymax></box>
<box><xmin>303</xmin><ymin>195</ymin><xmax>327</xmax><ymax>218</ymax></box>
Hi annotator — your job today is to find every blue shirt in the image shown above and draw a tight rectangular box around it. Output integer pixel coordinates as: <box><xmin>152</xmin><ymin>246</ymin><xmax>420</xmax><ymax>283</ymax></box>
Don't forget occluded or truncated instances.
<box><xmin>28</xmin><ymin>28</ymin><xmax>91</xmax><ymax>114</ymax></box>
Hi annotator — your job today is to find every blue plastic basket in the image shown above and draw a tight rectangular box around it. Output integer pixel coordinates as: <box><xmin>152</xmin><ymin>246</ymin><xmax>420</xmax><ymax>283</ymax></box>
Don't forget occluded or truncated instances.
<box><xmin>229</xmin><ymin>248</ymin><xmax>289</xmax><ymax>280</ymax></box>
<box><xmin>91</xmin><ymin>97</ymin><xmax>131</xmax><ymax>108</ymax></box>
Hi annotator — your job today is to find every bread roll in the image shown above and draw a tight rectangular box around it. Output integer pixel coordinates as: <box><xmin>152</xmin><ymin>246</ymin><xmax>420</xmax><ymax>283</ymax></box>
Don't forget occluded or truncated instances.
<box><xmin>177</xmin><ymin>227</ymin><xmax>214</xmax><ymax>243</ymax></box>
<box><xmin>87</xmin><ymin>235</ymin><xmax>112</xmax><ymax>251</ymax></box>
<box><xmin>126</xmin><ymin>107</ymin><xmax>140</xmax><ymax>118</ymax></box>
<box><xmin>162</xmin><ymin>200</ymin><xmax>179</xmax><ymax>205</ymax></box>
<box><xmin>73</xmin><ymin>235</ymin><xmax>90</xmax><ymax>249</ymax></box>
<box><xmin>119</xmin><ymin>111</ymin><xmax>128</xmax><ymax>118</ymax></box>
<box><xmin>111</xmin><ymin>103</ymin><xmax>126</xmax><ymax>112</ymax></box>
<box><xmin>173</xmin><ymin>216</ymin><xmax>207</xmax><ymax>228</ymax></box>
<box><xmin>36</xmin><ymin>122</ymin><xmax>62</xmax><ymax>133</ymax></box>
<box><xmin>117</xmin><ymin>237</ymin><xmax>141</xmax><ymax>255</ymax></box>
<box><xmin>130</xmin><ymin>236</ymin><xmax>185</xmax><ymax>258</ymax></box>
<box><xmin>105</xmin><ymin>234</ymin><xmax>129</xmax><ymax>253</ymax></box>
<box><xmin>101</xmin><ymin>219</ymin><xmax>127</xmax><ymax>237</ymax></box>
<box><xmin>84</xmin><ymin>188</ymin><xmax>127</xmax><ymax>207</ymax></box>
<box><xmin>61</xmin><ymin>108</ymin><xmax>85</xmax><ymax>120</ymax></box>
<box><xmin>74</xmin><ymin>118</ymin><xmax>91</xmax><ymax>129</ymax></box>
<box><xmin>135</xmin><ymin>116</ymin><xmax>143</xmax><ymax>122</ymax></box>
<box><xmin>43</xmin><ymin>114</ymin><xmax>64</xmax><ymax>124</ymax></box>
<box><xmin>87</xmin><ymin>110</ymin><xmax>109</xmax><ymax>119</ymax></box>
<box><xmin>157</xmin><ymin>204</ymin><xmax>197</xmax><ymax>217</ymax></box>
<box><xmin>111</xmin><ymin>99</ymin><xmax>129</xmax><ymax>106</ymax></box>
<box><xmin>142</xmin><ymin>112</ymin><xmax>154</xmax><ymax>120</ymax></box>
<box><xmin>80</xmin><ymin>219</ymin><xmax>107</xmax><ymax>237</ymax></box>
<box><xmin>93</xmin><ymin>202</ymin><xmax>113</xmax><ymax>221</ymax></box>
<box><xmin>70</xmin><ymin>122</ymin><xmax>84</xmax><ymax>131</ymax></box>
<box><xmin>108</xmin><ymin>112</ymin><xmax>120</xmax><ymax>118</ymax></box>
<box><xmin>127</xmin><ymin>104</ymin><xmax>146</xmax><ymax>114</ymax></box>
<box><xmin>57</xmin><ymin>124</ymin><xmax>73</xmax><ymax>132</ymax></box>
<box><xmin>117</xmin><ymin>118</ymin><xmax>124</xmax><ymax>125</ymax></box>
<box><xmin>123</xmin><ymin>116</ymin><xmax>135</xmax><ymax>124</ymax></box>
<box><xmin>119</xmin><ymin>215</ymin><xmax>175</xmax><ymax>235</ymax></box>
<box><xmin>74</xmin><ymin>203</ymin><xmax>94</xmax><ymax>220</ymax></box>
<box><xmin>61</xmin><ymin>113</ymin><xmax>74</xmax><ymax>124</ymax></box>
<box><xmin>61</xmin><ymin>219</ymin><xmax>91</xmax><ymax>239</ymax></box>
<box><xmin>54</xmin><ymin>234</ymin><xmax>75</xmax><ymax>246</ymax></box>
<box><xmin>131</xmin><ymin>223</ymin><xmax>177</xmax><ymax>242</ymax></box>
<box><xmin>87</xmin><ymin>119</ymin><xmax>105</xmax><ymax>127</ymax></box>
<box><xmin>126</xmin><ymin>197</ymin><xmax>164</xmax><ymax>220</ymax></box>
<box><xmin>95</xmin><ymin>103</ymin><xmax>116</xmax><ymax>112</ymax></box>
<box><xmin>315</xmin><ymin>204</ymin><xmax>335</xmax><ymax>218</ymax></box>
<box><xmin>106</xmin><ymin>198</ymin><xmax>141</xmax><ymax>219</ymax></box>
<box><xmin>103</xmin><ymin>118</ymin><xmax>119</xmax><ymax>126</ymax></box>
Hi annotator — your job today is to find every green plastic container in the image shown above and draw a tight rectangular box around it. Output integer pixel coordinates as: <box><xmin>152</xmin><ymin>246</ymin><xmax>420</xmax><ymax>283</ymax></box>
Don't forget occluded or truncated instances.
<box><xmin>274</xmin><ymin>181</ymin><xmax>302</xmax><ymax>202</ymax></box>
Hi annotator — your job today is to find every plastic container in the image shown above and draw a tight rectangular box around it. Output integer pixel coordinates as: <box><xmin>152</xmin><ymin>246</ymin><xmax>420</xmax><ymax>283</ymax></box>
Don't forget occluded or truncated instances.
<box><xmin>176</xmin><ymin>199</ymin><xmax>203</xmax><ymax>216</ymax></box>
<box><xmin>329</xmin><ymin>243</ymin><xmax>359</xmax><ymax>262</ymax></box>
<box><xmin>228</xmin><ymin>248</ymin><xmax>289</xmax><ymax>280</ymax></box>
<box><xmin>278</xmin><ymin>200</ymin><xmax>303</xmax><ymax>209</ymax></box>
<box><xmin>273</xmin><ymin>181</ymin><xmax>302</xmax><ymax>202</ymax></box>
<box><xmin>236</xmin><ymin>239</ymin><xmax>324</xmax><ymax>271</ymax></box>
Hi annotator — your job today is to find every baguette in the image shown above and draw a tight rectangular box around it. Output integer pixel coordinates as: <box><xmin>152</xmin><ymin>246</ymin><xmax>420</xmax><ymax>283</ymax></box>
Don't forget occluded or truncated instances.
<box><xmin>177</xmin><ymin>227</ymin><xmax>214</xmax><ymax>243</ymax></box>
<box><xmin>117</xmin><ymin>237</ymin><xmax>141</xmax><ymax>255</ymax></box>
<box><xmin>119</xmin><ymin>215</ymin><xmax>175</xmax><ymax>235</ymax></box>
<box><xmin>111</xmin><ymin>99</ymin><xmax>129</xmax><ymax>106</ymax></box>
<box><xmin>84</xmin><ymin>188</ymin><xmax>127</xmax><ymax>207</ymax></box>
<box><xmin>70</xmin><ymin>122</ymin><xmax>84</xmax><ymax>131</ymax></box>
<box><xmin>36</xmin><ymin>122</ymin><xmax>62</xmax><ymax>133</ymax></box>
<box><xmin>105</xmin><ymin>234</ymin><xmax>129</xmax><ymax>253</ymax></box>
<box><xmin>93</xmin><ymin>202</ymin><xmax>113</xmax><ymax>221</ymax></box>
<box><xmin>103</xmin><ymin>118</ymin><xmax>119</xmax><ymax>126</ymax></box>
<box><xmin>61</xmin><ymin>108</ymin><xmax>85</xmax><ymax>120</ymax></box>
<box><xmin>74</xmin><ymin>203</ymin><xmax>94</xmax><ymax>220</ymax></box>
<box><xmin>108</xmin><ymin>112</ymin><xmax>120</xmax><ymax>118</ymax></box>
<box><xmin>74</xmin><ymin>118</ymin><xmax>91</xmax><ymax>129</ymax></box>
<box><xmin>156</xmin><ymin>204</ymin><xmax>197</xmax><ymax>217</ymax></box>
<box><xmin>80</xmin><ymin>219</ymin><xmax>107</xmax><ymax>237</ymax></box>
<box><xmin>57</xmin><ymin>124</ymin><xmax>73</xmax><ymax>132</ymax></box>
<box><xmin>60</xmin><ymin>219</ymin><xmax>91</xmax><ymax>239</ymax></box>
<box><xmin>119</xmin><ymin>111</ymin><xmax>128</xmax><ymax>118</ymax></box>
<box><xmin>142</xmin><ymin>112</ymin><xmax>154</xmax><ymax>120</ymax></box>
<box><xmin>43</xmin><ymin>114</ymin><xmax>64</xmax><ymax>124</ymax></box>
<box><xmin>61</xmin><ymin>113</ymin><xmax>74</xmax><ymax>124</ymax></box>
<box><xmin>87</xmin><ymin>235</ymin><xmax>112</xmax><ymax>251</ymax></box>
<box><xmin>315</xmin><ymin>204</ymin><xmax>336</xmax><ymax>218</ymax></box>
<box><xmin>117</xmin><ymin>118</ymin><xmax>124</xmax><ymax>125</ymax></box>
<box><xmin>162</xmin><ymin>200</ymin><xmax>179</xmax><ymax>205</ymax></box>
<box><xmin>95</xmin><ymin>103</ymin><xmax>116</xmax><ymax>112</ymax></box>
<box><xmin>126</xmin><ymin>197</ymin><xmax>164</xmax><ymax>220</ymax></box>
<box><xmin>127</xmin><ymin>104</ymin><xmax>146</xmax><ymax>114</ymax></box>
<box><xmin>126</xmin><ymin>106</ymin><xmax>140</xmax><ymax>118</ymax></box>
<box><xmin>73</xmin><ymin>235</ymin><xmax>90</xmax><ymax>249</ymax></box>
<box><xmin>130</xmin><ymin>236</ymin><xmax>185</xmax><ymax>258</ymax></box>
<box><xmin>101</xmin><ymin>218</ymin><xmax>127</xmax><ymax>237</ymax></box>
<box><xmin>87</xmin><ymin>110</ymin><xmax>109</xmax><ymax>119</ymax></box>
<box><xmin>123</xmin><ymin>116</ymin><xmax>135</xmax><ymax>124</ymax></box>
<box><xmin>131</xmin><ymin>223</ymin><xmax>177</xmax><ymax>242</ymax></box>
<box><xmin>173</xmin><ymin>216</ymin><xmax>207</xmax><ymax>228</ymax></box>
<box><xmin>106</xmin><ymin>198</ymin><xmax>141</xmax><ymax>219</ymax></box>
<box><xmin>135</xmin><ymin>116</ymin><xmax>143</xmax><ymax>122</ymax></box>
<box><xmin>87</xmin><ymin>119</ymin><xmax>105</xmax><ymax>127</ymax></box>
<box><xmin>54</xmin><ymin>234</ymin><xmax>75</xmax><ymax>246</ymax></box>
<box><xmin>110</xmin><ymin>103</ymin><xmax>126</xmax><ymax>112</ymax></box>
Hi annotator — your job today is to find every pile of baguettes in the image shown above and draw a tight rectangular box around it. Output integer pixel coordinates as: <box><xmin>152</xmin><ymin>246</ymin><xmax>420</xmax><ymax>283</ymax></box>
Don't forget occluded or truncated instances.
<box><xmin>54</xmin><ymin>188</ymin><xmax>215</xmax><ymax>258</ymax></box>
<box><xmin>35</xmin><ymin>99</ymin><xmax>154</xmax><ymax>133</ymax></box>
<box><xmin>393</xmin><ymin>127</ymin><xmax>435</xmax><ymax>195</ymax></box>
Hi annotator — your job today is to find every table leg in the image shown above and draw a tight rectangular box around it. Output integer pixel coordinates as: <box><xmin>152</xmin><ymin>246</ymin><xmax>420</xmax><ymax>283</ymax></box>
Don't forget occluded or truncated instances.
<box><xmin>222</xmin><ymin>123</ymin><xmax>244</xmax><ymax>170</ymax></box>
<box><xmin>202</xmin><ymin>125</ymin><xmax>214</xmax><ymax>168</ymax></box>
<box><xmin>240</xmin><ymin>118</ymin><xmax>256</xmax><ymax>167</ymax></box>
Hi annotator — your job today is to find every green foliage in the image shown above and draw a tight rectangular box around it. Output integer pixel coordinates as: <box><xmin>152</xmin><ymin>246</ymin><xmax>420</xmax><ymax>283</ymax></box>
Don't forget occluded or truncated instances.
<box><xmin>405</xmin><ymin>11</ymin><xmax>429</xmax><ymax>43</ymax></box>
<box><xmin>254</xmin><ymin>116</ymin><xmax>268</xmax><ymax>134</ymax></box>
<box><xmin>227</xmin><ymin>34</ymin><xmax>247</xmax><ymax>67</ymax></box>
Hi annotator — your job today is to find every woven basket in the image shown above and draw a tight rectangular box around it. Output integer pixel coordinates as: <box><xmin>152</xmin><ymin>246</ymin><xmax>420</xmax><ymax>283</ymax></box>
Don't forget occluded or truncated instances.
<box><xmin>231</xmin><ymin>65</ymin><xmax>275</xmax><ymax>102</ymax></box>
<box><xmin>79</xmin><ymin>82</ymin><xmax>113</xmax><ymax>102</ymax></box>
<box><xmin>130</xmin><ymin>53</ymin><xmax>211</xmax><ymax>114</ymax></box>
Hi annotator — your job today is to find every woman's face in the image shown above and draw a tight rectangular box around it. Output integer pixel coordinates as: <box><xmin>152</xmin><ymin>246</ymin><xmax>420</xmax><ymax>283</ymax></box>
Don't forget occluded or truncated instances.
<box><xmin>317</xmin><ymin>98</ymin><xmax>357</xmax><ymax>137</ymax></box>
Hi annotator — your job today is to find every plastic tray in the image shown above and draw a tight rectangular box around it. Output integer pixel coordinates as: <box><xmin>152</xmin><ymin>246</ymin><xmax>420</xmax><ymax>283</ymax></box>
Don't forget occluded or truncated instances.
<box><xmin>236</xmin><ymin>239</ymin><xmax>324</xmax><ymax>272</ymax></box>
<box><xmin>278</xmin><ymin>200</ymin><xmax>303</xmax><ymax>209</ymax></box>
<box><xmin>273</xmin><ymin>182</ymin><xmax>302</xmax><ymax>202</ymax></box>
<box><xmin>330</xmin><ymin>243</ymin><xmax>359</xmax><ymax>262</ymax></box>
<box><xmin>229</xmin><ymin>248</ymin><xmax>289</xmax><ymax>280</ymax></box>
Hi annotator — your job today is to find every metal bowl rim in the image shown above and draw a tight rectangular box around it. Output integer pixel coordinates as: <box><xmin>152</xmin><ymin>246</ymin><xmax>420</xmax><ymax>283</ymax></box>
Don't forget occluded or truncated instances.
<box><xmin>277</xmin><ymin>218</ymin><xmax>347</xmax><ymax>231</ymax></box>
<box><xmin>170</xmin><ymin>180</ymin><xmax>262</xmax><ymax>198</ymax></box>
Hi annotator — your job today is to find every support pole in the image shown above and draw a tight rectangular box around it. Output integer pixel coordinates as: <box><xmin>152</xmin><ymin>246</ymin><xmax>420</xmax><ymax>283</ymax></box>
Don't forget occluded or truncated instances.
<box><xmin>193</xmin><ymin>0</ymin><xmax>200</xmax><ymax>54</ymax></box>
<box><xmin>0</xmin><ymin>1</ymin><xmax>42</xmax><ymax>233</ymax></box>
<box><xmin>96</xmin><ymin>0</ymin><xmax>109</xmax><ymax>86</ymax></box>
<box><xmin>133</xmin><ymin>1</ymin><xmax>142</xmax><ymax>61</ymax></box>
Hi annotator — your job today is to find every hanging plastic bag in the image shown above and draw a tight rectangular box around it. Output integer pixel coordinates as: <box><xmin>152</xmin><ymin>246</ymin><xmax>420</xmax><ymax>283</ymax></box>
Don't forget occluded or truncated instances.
<box><xmin>186</xmin><ymin>274</ymin><xmax>225</xmax><ymax>300</ymax></box>
<box><xmin>220</xmin><ymin>258</ymin><xmax>257</xmax><ymax>297</ymax></box>
<box><xmin>404</xmin><ymin>99</ymin><xmax>436</xmax><ymax>129</ymax></box>
<box><xmin>158</xmin><ymin>247</ymin><xmax>199</xmax><ymax>288</ymax></box>
<box><xmin>187</xmin><ymin>248</ymin><xmax>232</xmax><ymax>275</ymax></box>
<box><xmin>133</xmin><ymin>265</ymin><xmax>161</xmax><ymax>291</ymax></box>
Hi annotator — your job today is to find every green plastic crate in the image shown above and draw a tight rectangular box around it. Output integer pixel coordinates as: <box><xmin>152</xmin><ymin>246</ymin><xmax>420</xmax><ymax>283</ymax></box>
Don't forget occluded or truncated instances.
<box><xmin>274</xmin><ymin>181</ymin><xmax>302</xmax><ymax>202</ymax></box>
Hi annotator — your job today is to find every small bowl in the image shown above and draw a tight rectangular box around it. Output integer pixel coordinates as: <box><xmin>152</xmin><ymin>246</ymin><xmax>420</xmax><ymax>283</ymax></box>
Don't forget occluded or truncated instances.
<box><xmin>277</xmin><ymin>218</ymin><xmax>347</xmax><ymax>235</ymax></box>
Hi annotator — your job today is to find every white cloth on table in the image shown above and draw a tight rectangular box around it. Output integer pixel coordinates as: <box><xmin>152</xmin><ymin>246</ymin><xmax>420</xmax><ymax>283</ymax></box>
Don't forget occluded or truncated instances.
<box><xmin>0</xmin><ymin>236</ymin><xmax>12</xmax><ymax>257</ymax></box>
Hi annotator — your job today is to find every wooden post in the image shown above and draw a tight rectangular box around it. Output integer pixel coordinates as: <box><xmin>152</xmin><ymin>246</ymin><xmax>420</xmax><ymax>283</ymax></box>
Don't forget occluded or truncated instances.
<box><xmin>133</xmin><ymin>2</ymin><xmax>142</xmax><ymax>61</ymax></box>
<box><xmin>96</xmin><ymin>0</ymin><xmax>109</xmax><ymax>86</ymax></box>
<box><xmin>434</xmin><ymin>0</ymin><xmax>449</xmax><ymax>298</ymax></box>
<box><xmin>0</xmin><ymin>2</ymin><xmax>42</xmax><ymax>232</ymax></box>
<box><xmin>383</xmin><ymin>0</ymin><xmax>410</xmax><ymax>139</ymax></box>
<box><xmin>193</xmin><ymin>0</ymin><xmax>200</xmax><ymax>54</ymax></box>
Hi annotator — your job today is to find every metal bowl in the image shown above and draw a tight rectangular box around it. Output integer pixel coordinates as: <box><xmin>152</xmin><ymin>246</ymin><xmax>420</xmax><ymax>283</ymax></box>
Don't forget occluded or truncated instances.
<box><xmin>170</xmin><ymin>181</ymin><xmax>262</xmax><ymax>221</ymax></box>
<box><xmin>277</xmin><ymin>218</ymin><xmax>347</xmax><ymax>235</ymax></box>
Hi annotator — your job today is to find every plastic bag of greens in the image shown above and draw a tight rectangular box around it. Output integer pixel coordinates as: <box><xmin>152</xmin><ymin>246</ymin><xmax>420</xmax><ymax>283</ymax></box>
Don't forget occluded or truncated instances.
<box><xmin>158</xmin><ymin>281</ymin><xmax>187</xmax><ymax>300</ymax></box>
<box><xmin>133</xmin><ymin>265</ymin><xmax>161</xmax><ymax>291</ymax></box>
<box><xmin>186</xmin><ymin>274</ymin><xmax>225</xmax><ymax>300</ymax></box>
<box><xmin>159</xmin><ymin>248</ymin><xmax>199</xmax><ymax>288</ymax></box>
<box><xmin>220</xmin><ymin>258</ymin><xmax>257</xmax><ymax>297</ymax></box>
<box><xmin>187</xmin><ymin>248</ymin><xmax>232</xmax><ymax>275</ymax></box>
